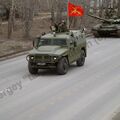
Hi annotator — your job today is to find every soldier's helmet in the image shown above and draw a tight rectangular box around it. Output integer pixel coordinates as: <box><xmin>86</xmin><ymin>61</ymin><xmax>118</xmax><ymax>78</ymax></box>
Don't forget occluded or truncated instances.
<box><xmin>62</xmin><ymin>20</ymin><xmax>66</xmax><ymax>24</ymax></box>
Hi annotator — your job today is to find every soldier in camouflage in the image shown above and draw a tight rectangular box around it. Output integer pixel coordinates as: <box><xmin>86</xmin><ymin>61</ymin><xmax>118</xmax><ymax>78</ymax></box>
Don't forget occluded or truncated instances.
<box><xmin>50</xmin><ymin>20</ymin><xmax>68</xmax><ymax>33</ymax></box>
<box><xmin>58</xmin><ymin>20</ymin><xmax>68</xmax><ymax>32</ymax></box>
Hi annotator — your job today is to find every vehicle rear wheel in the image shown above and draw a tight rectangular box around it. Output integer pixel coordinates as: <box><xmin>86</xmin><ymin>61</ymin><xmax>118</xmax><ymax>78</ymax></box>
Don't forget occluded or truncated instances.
<box><xmin>57</xmin><ymin>57</ymin><xmax>69</xmax><ymax>75</ymax></box>
<box><xmin>28</xmin><ymin>62</ymin><xmax>38</xmax><ymax>74</ymax></box>
<box><xmin>76</xmin><ymin>50</ymin><xmax>85</xmax><ymax>67</ymax></box>
<box><xmin>93</xmin><ymin>31</ymin><xmax>100</xmax><ymax>37</ymax></box>
<box><xmin>117</xmin><ymin>30</ymin><xmax>120</xmax><ymax>37</ymax></box>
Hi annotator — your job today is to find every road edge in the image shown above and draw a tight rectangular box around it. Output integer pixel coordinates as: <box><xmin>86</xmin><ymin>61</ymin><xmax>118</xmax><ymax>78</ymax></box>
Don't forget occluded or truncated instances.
<box><xmin>0</xmin><ymin>49</ymin><xmax>31</xmax><ymax>62</ymax></box>
<box><xmin>0</xmin><ymin>33</ymin><xmax>93</xmax><ymax>62</ymax></box>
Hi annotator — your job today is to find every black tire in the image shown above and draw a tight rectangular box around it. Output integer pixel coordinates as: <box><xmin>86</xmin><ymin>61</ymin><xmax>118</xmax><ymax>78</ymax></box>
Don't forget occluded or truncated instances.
<box><xmin>28</xmin><ymin>62</ymin><xmax>38</xmax><ymax>74</ymax></box>
<box><xmin>93</xmin><ymin>31</ymin><xmax>100</xmax><ymax>37</ymax></box>
<box><xmin>57</xmin><ymin>57</ymin><xmax>69</xmax><ymax>75</ymax></box>
<box><xmin>76</xmin><ymin>50</ymin><xmax>85</xmax><ymax>66</ymax></box>
<box><xmin>117</xmin><ymin>30</ymin><xmax>120</xmax><ymax>37</ymax></box>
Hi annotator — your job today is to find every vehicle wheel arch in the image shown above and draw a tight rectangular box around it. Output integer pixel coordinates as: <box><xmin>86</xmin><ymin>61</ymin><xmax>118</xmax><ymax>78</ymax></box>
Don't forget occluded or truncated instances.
<box><xmin>61</xmin><ymin>55</ymin><xmax>70</xmax><ymax>65</ymax></box>
<box><xmin>56</xmin><ymin>57</ymin><xmax>69</xmax><ymax>75</ymax></box>
<box><xmin>81</xmin><ymin>47</ymin><xmax>87</xmax><ymax>57</ymax></box>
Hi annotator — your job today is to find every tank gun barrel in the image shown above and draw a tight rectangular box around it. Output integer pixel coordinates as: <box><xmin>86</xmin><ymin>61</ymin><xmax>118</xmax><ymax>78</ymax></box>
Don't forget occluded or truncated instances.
<box><xmin>88</xmin><ymin>14</ymin><xmax>112</xmax><ymax>23</ymax></box>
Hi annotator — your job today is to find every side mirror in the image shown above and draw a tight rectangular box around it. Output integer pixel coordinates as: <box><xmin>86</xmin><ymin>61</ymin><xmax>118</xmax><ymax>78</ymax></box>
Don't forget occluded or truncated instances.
<box><xmin>33</xmin><ymin>38</ymin><xmax>40</xmax><ymax>48</ymax></box>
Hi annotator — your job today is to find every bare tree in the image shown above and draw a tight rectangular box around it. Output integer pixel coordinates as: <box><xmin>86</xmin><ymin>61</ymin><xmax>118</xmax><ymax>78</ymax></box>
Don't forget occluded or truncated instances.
<box><xmin>56</xmin><ymin>0</ymin><xmax>64</xmax><ymax>23</ymax></box>
<box><xmin>0</xmin><ymin>18</ymin><xmax>2</xmax><ymax>34</ymax></box>
<box><xmin>118</xmin><ymin>0</ymin><xmax>120</xmax><ymax>17</ymax></box>
<box><xmin>50</xmin><ymin>0</ymin><xmax>55</xmax><ymax>23</ymax></box>
<box><xmin>99</xmin><ymin>0</ymin><xmax>104</xmax><ymax>17</ymax></box>
<box><xmin>23</xmin><ymin>0</ymin><xmax>34</xmax><ymax>38</ymax></box>
<box><xmin>8</xmin><ymin>0</ymin><xmax>15</xmax><ymax>39</ymax></box>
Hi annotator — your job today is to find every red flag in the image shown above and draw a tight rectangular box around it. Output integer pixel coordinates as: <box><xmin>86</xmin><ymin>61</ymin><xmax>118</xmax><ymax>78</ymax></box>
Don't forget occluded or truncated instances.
<box><xmin>68</xmin><ymin>2</ymin><xmax>84</xmax><ymax>17</ymax></box>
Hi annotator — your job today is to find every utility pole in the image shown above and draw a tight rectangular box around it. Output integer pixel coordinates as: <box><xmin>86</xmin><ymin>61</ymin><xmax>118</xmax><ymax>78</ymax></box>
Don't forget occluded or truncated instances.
<box><xmin>67</xmin><ymin>0</ymin><xmax>70</xmax><ymax>29</ymax></box>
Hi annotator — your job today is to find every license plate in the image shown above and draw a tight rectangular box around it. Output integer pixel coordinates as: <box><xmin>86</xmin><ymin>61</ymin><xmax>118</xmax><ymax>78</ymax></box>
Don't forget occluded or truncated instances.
<box><xmin>37</xmin><ymin>63</ymin><xmax>46</xmax><ymax>65</ymax></box>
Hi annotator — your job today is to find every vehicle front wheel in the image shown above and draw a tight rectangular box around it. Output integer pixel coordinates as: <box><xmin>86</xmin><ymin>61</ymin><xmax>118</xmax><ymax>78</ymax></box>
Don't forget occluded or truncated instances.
<box><xmin>76</xmin><ymin>50</ymin><xmax>86</xmax><ymax>67</ymax></box>
<box><xmin>57</xmin><ymin>57</ymin><xmax>69</xmax><ymax>75</ymax></box>
<box><xmin>28</xmin><ymin>62</ymin><xmax>38</xmax><ymax>74</ymax></box>
<box><xmin>117</xmin><ymin>30</ymin><xmax>120</xmax><ymax>37</ymax></box>
<box><xmin>93</xmin><ymin>31</ymin><xmax>100</xmax><ymax>37</ymax></box>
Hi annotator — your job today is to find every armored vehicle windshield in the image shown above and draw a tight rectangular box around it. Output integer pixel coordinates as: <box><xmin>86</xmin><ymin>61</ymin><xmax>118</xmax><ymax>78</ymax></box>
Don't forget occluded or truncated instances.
<box><xmin>38</xmin><ymin>38</ymin><xmax>67</xmax><ymax>46</ymax></box>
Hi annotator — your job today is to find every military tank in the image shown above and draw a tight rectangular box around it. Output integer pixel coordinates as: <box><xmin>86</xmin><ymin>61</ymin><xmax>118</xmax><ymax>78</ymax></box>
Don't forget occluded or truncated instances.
<box><xmin>88</xmin><ymin>14</ymin><xmax>120</xmax><ymax>37</ymax></box>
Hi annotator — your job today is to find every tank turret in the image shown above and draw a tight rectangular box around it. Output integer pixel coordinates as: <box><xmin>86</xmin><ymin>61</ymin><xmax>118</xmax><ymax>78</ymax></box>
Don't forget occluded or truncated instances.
<box><xmin>88</xmin><ymin>14</ymin><xmax>120</xmax><ymax>37</ymax></box>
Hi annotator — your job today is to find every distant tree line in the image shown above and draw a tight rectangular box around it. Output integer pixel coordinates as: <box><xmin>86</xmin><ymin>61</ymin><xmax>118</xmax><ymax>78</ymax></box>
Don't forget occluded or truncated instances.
<box><xmin>0</xmin><ymin>0</ymin><xmax>120</xmax><ymax>39</ymax></box>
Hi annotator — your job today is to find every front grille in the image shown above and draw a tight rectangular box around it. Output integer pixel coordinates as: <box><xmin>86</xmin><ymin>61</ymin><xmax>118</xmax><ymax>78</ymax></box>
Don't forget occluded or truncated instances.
<box><xmin>34</xmin><ymin>55</ymin><xmax>51</xmax><ymax>62</ymax></box>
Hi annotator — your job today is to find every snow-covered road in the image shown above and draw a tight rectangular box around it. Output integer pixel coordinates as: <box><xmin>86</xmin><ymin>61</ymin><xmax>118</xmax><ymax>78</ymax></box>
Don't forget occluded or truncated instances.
<box><xmin>0</xmin><ymin>37</ymin><xmax>120</xmax><ymax>120</ymax></box>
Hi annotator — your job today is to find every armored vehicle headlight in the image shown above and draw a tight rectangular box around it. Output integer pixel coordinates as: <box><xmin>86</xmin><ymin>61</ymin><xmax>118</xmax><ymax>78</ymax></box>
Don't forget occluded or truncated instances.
<box><xmin>53</xmin><ymin>56</ymin><xmax>58</xmax><ymax>61</ymax></box>
<box><xmin>30</xmin><ymin>56</ymin><xmax>34</xmax><ymax>60</ymax></box>
<box><xmin>53</xmin><ymin>57</ymin><xmax>57</xmax><ymax>60</ymax></box>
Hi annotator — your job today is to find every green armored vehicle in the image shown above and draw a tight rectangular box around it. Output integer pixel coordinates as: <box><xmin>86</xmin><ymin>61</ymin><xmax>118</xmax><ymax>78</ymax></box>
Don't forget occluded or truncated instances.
<box><xmin>26</xmin><ymin>30</ymin><xmax>87</xmax><ymax>75</ymax></box>
<box><xmin>89</xmin><ymin>14</ymin><xmax>120</xmax><ymax>37</ymax></box>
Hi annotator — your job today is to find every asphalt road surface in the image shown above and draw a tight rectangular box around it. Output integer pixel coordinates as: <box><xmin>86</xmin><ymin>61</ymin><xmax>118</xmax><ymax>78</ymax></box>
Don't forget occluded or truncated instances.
<box><xmin>0</xmin><ymin>37</ymin><xmax>120</xmax><ymax>120</ymax></box>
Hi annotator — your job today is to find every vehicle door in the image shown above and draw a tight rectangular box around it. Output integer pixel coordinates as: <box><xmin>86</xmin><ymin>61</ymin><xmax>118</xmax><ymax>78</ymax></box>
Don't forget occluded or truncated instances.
<box><xmin>68</xmin><ymin>37</ymin><xmax>77</xmax><ymax>62</ymax></box>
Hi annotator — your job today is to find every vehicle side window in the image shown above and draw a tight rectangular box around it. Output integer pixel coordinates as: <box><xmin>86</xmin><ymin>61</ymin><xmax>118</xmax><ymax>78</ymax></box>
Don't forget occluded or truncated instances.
<box><xmin>53</xmin><ymin>39</ymin><xmax>67</xmax><ymax>46</ymax></box>
<box><xmin>39</xmin><ymin>39</ymin><xmax>51</xmax><ymax>46</ymax></box>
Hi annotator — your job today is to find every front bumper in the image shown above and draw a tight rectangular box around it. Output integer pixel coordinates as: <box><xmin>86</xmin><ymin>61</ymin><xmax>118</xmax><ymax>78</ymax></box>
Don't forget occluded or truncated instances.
<box><xmin>26</xmin><ymin>55</ymin><xmax>59</xmax><ymax>69</ymax></box>
<box><xmin>29</xmin><ymin>62</ymin><xmax>57</xmax><ymax>69</ymax></box>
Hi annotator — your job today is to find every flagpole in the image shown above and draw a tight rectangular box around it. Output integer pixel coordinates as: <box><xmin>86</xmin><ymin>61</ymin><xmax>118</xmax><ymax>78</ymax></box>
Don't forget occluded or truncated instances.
<box><xmin>67</xmin><ymin>0</ymin><xmax>70</xmax><ymax>29</ymax></box>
